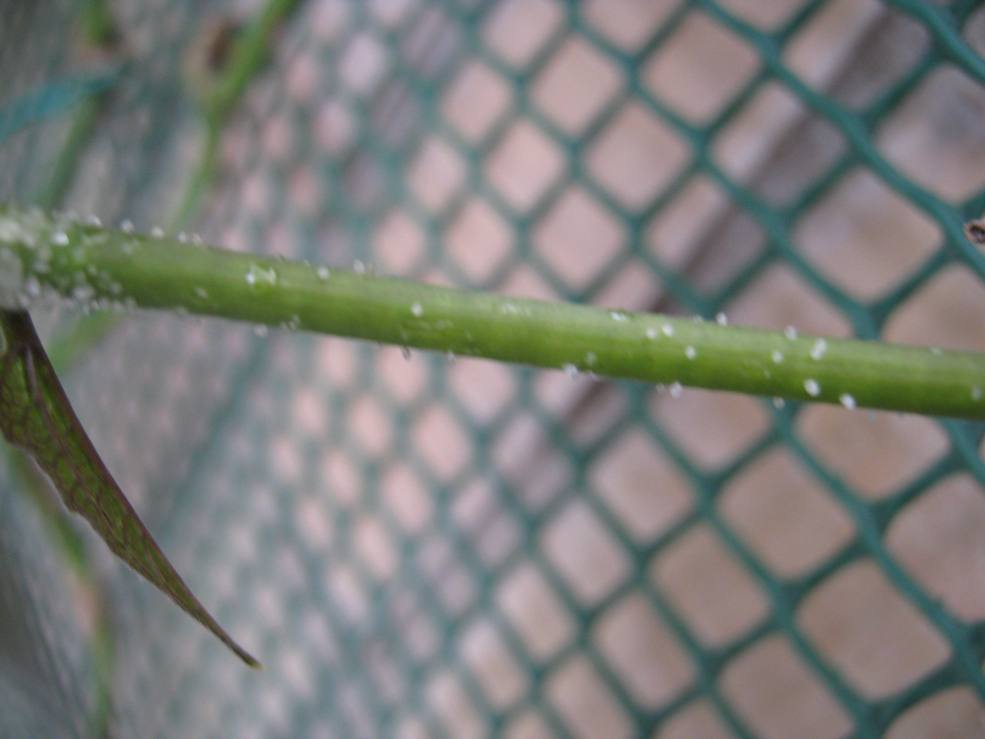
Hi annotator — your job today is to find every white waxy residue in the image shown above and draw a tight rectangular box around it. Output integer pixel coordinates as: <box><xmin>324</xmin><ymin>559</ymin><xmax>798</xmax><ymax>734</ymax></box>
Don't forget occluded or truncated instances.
<box><xmin>810</xmin><ymin>338</ymin><xmax>827</xmax><ymax>360</ymax></box>
<box><xmin>410</xmin><ymin>302</ymin><xmax>423</xmax><ymax>317</ymax></box>
<box><xmin>245</xmin><ymin>264</ymin><xmax>277</xmax><ymax>287</ymax></box>
<box><xmin>804</xmin><ymin>378</ymin><xmax>820</xmax><ymax>397</ymax></box>
<box><xmin>839</xmin><ymin>393</ymin><xmax>856</xmax><ymax>409</ymax></box>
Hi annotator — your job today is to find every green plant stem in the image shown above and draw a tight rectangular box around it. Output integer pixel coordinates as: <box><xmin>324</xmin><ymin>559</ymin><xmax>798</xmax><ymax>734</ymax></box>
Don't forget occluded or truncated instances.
<box><xmin>2</xmin><ymin>204</ymin><xmax>984</xmax><ymax>419</ymax></box>
<box><xmin>202</xmin><ymin>0</ymin><xmax>303</xmax><ymax>125</ymax></box>
<box><xmin>81</xmin><ymin>0</ymin><xmax>119</xmax><ymax>48</ymax></box>
<box><xmin>36</xmin><ymin>97</ymin><xmax>103</xmax><ymax>209</ymax></box>
<box><xmin>175</xmin><ymin>0</ymin><xmax>304</xmax><ymax>227</ymax></box>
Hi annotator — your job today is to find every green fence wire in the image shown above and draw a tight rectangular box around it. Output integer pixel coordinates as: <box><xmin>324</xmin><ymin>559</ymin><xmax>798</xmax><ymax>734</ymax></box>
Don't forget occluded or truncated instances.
<box><xmin>2</xmin><ymin>0</ymin><xmax>985</xmax><ymax>737</ymax></box>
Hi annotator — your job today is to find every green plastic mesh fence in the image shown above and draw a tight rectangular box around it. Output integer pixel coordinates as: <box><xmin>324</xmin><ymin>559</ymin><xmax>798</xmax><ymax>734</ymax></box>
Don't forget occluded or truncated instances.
<box><xmin>3</xmin><ymin>0</ymin><xmax>985</xmax><ymax>737</ymax></box>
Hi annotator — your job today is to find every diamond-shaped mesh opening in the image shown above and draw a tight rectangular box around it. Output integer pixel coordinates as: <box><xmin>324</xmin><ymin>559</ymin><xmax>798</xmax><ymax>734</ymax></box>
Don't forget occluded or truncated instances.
<box><xmin>3</xmin><ymin>1</ymin><xmax>985</xmax><ymax>737</ymax></box>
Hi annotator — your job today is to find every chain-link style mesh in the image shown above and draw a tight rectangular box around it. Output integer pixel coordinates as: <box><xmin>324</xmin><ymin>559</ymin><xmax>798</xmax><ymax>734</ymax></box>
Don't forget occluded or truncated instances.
<box><xmin>2</xmin><ymin>1</ymin><xmax>985</xmax><ymax>737</ymax></box>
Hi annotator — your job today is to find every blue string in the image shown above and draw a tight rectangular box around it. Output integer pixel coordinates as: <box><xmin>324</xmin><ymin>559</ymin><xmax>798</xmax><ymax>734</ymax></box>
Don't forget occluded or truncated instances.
<box><xmin>0</xmin><ymin>70</ymin><xmax>119</xmax><ymax>143</ymax></box>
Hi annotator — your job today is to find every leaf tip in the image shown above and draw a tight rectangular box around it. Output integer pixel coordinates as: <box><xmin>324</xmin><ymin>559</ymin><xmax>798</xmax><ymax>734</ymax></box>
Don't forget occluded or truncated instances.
<box><xmin>226</xmin><ymin>637</ymin><xmax>261</xmax><ymax>669</ymax></box>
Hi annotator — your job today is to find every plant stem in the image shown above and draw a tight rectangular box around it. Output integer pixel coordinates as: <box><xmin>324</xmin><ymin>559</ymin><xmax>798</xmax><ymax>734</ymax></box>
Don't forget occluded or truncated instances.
<box><xmin>2</xmin><ymin>203</ymin><xmax>984</xmax><ymax>419</ymax></box>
